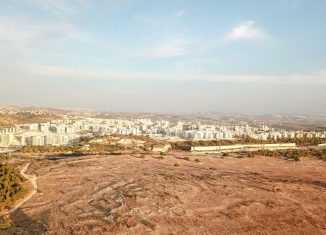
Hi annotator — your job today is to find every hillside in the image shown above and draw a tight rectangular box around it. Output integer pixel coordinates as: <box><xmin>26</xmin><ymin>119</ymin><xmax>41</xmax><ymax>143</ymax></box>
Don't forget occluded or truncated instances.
<box><xmin>1</xmin><ymin>154</ymin><xmax>325</xmax><ymax>234</ymax></box>
<box><xmin>0</xmin><ymin>112</ymin><xmax>61</xmax><ymax>130</ymax></box>
<box><xmin>0</xmin><ymin>163</ymin><xmax>28</xmax><ymax>211</ymax></box>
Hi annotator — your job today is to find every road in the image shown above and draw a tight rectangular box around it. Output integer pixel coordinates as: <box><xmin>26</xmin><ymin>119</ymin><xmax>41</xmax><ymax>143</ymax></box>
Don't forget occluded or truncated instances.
<box><xmin>0</xmin><ymin>163</ymin><xmax>38</xmax><ymax>216</ymax></box>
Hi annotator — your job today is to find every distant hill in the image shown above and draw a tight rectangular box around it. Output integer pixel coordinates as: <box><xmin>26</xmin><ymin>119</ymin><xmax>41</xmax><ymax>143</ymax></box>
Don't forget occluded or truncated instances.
<box><xmin>21</xmin><ymin>106</ymin><xmax>94</xmax><ymax>116</ymax></box>
<box><xmin>0</xmin><ymin>104</ymin><xmax>21</xmax><ymax>114</ymax></box>
<box><xmin>0</xmin><ymin>112</ymin><xmax>62</xmax><ymax>129</ymax></box>
<box><xmin>1</xmin><ymin>103</ymin><xmax>325</xmax><ymax>131</ymax></box>
<box><xmin>0</xmin><ymin>104</ymin><xmax>64</xmax><ymax>129</ymax></box>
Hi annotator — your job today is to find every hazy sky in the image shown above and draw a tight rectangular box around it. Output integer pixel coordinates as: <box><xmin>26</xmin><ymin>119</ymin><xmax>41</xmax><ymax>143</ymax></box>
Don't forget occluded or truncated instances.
<box><xmin>0</xmin><ymin>0</ymin><xmax>326</xmax><ymax>115</ymax></box>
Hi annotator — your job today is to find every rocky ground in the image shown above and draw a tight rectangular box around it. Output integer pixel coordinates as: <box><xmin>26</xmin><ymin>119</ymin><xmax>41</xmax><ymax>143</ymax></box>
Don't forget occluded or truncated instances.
<box><xmin>1</xmin><ymin>153</ymin><xmax>326</xmax><ymax>234</ymax></box>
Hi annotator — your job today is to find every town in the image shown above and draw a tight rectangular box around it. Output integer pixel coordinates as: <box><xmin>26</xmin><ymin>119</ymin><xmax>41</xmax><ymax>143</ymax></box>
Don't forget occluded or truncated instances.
<box><xmin>1</xmin><ymin>117</ymin><xmax>325</xmax><ymax>148</ymax></box>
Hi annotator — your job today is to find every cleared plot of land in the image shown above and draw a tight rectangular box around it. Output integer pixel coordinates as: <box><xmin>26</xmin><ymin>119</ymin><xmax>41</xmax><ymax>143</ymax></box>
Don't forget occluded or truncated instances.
<box><xmin>1</xmin><ymin>154</ymin><xmax>326</xmax><ymax>234</ymax></box>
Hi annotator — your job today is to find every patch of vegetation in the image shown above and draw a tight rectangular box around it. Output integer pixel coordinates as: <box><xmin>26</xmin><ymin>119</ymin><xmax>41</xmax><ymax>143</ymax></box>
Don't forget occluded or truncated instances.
<box><xmin>194</xmin><ymin>158</ymin><xmax>200</xmax><ymax>163</ymax></box>
<box><xmin>18</xmin><ymin>135</ymin><xmax>171</xmax><ymax>157</ymax></box>
<box><xmin>183</xmin><ymin>157</ymin><xmax>190</xmax><ymax>161</ymax></box>
<box><xmin>246</xmin><ymin>152</ymin><xmax>254</xmax><ymax>158</ymax></box>
<box><xmin>19</xmin><ymin>140</ymin><xmax>121</xmax><ymax>155</ymax></box>
<box><xmin>0</xmin><ymin>221</ymin><xmax>11</xmax><ymax>230</ymax></box>
<box><xmin>247</xmin><ymin>148</ymin><xmax>326</xmax><ymax>161</ymax></box>
<box><xmin>0</xmin><ymin>164</ymin><xmax>28</xmax><ymax>210</ymax></box>
<box><xmin>170</xmin><ymin>137</ymin><xmax>326</xmax><ymax>151</ymax></box>
<box><xmin>20</xmin><ymin>145</ymin><xmax>75</xmax><ymax>154</ymax></box>
<box><xmin>310</xmin><ymin>148</ymin><xmax>326</xmax><ymax>161</ymax></box>
<box><xmin>170</xmin><ymin>142</ymin><xmax>192</xmax><ymax>151</ymax></box>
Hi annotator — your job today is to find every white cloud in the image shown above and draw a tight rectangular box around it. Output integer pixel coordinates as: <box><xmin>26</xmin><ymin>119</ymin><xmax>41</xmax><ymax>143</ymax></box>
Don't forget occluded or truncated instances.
<box><xmin>0</xmin><ymin>16</ymin><xmax>74</xmax><ymax>53</ymax></box>
<box><xmin>225</xmin><ymin>20</ymin><xmax>266</xmax><ymax>41</ymax></box>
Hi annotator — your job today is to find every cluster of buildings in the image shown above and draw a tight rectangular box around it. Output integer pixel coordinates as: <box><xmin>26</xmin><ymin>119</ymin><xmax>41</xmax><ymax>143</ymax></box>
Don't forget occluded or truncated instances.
<box><xmin>0</xmin><ymin>117</ymin><xmax>325</xmax><ymax>148</ymax></box>
<box><xmin>0</xmin><ymin>120</ymin><xmax>80</xmax><ymax>148</ymax></box>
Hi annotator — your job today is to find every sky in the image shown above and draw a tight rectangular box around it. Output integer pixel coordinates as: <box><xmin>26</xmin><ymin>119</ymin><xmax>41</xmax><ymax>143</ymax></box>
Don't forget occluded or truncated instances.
<box><xmin>0</xmin><ymin>0</ymin><xmax>326</xmax><ymax>115</ymax></box>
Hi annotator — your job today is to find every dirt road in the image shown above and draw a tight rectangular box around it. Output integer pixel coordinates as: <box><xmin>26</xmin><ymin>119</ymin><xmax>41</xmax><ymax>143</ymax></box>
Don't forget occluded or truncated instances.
<box><xmin>0</xmin><ymin>163</ymin><xmax>38</xmax><ymax>217</ymax></box>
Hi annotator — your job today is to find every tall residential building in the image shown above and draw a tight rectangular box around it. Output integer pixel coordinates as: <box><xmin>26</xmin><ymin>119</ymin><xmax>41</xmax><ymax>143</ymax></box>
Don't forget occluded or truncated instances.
<box><xmin>0</xmin><ymin>133</ymin><xmax>14</xmax><ymax>147</ymax></box>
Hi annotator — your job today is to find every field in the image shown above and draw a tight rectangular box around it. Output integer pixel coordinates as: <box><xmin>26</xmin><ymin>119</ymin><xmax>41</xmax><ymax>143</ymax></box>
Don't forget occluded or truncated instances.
<box><xmin>1</xmin><ymin>153</ymin><xmax>326</xmax><ymax>234</ymax></box>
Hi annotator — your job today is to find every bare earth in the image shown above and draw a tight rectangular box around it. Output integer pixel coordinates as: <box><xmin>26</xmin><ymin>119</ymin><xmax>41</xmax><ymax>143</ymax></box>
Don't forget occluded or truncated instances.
<box><xmin>2</xmin><ymin>153</ymin><xmax>326</xmax><ymax>235</ymax></box>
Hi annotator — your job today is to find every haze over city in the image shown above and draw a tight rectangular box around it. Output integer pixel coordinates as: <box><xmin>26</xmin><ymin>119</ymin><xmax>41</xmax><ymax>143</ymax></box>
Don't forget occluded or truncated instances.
<box><xmin>0</xmin><ymin>0</ymin><xmax>325</xmax><ymax>115</ymax></box>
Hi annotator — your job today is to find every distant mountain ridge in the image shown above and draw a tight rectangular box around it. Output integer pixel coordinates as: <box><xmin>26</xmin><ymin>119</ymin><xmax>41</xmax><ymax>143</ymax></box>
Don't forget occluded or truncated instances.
<box><xmin>1</xmin><ymin>104</ymin><xmax>325</xmax><ymax>131</ymax></box>
<box><xmin>0</xmin><ymin>104</ymin><xmax>22</xmax><ymax>114</ymax></box>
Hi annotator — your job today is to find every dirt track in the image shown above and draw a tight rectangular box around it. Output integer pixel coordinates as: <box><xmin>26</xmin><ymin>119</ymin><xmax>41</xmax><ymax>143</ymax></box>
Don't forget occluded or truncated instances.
<box><xmin>1</xmin><ymin>153</ymin><xmax>326</xmax><ymax>234</ymax></box>
<box><xmin>0</xmin><ymin>163</ymin><xmax>37</xmax><ymax>217</ymax></box>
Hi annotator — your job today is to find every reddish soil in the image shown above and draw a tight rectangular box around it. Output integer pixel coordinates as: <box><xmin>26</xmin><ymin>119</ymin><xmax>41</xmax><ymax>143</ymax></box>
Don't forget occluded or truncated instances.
<box><xmin>1</xmin><ymin>153</ymin><xmax>326</xmax><ymax>234</ymax></box>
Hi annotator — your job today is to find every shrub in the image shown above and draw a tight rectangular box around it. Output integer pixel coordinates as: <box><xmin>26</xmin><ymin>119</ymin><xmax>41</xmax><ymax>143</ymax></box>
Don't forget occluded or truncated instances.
<box><xmin>247</xmin><ymin>152</ymin><xmax>254</xmax><ymax>158</ymax></box>
<box><xmin>0</xmin><ymin>222</ymin><xmax>11</xmax><ymax>230</ymax></box>
<box><xmin>0</xmin><ymin>164</ymin><xmax>27</xmax><ymax>210</ymax></box>
<box><xmin>293</xmin><ymin>155</ymin><xmax>300</xmax><ymax>161</ymax></box>
<box><xmin>170</xmin><ymin>142</ymin><xmax>192</xmax><ymax>151</ymax></box>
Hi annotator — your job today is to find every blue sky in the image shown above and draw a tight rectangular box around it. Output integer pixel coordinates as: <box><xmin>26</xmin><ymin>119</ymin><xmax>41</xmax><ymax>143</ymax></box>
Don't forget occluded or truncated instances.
<box><xmin>0</xmin><ymin>0</ymin><xmax>326</xmax><ymax>115</ymax></box>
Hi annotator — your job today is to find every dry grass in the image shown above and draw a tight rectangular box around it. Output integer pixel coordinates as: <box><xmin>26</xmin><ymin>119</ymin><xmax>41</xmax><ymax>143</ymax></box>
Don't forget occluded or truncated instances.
<box><xmin>0</xmin><ymin>222</ymin><xmax>11</xmax><ymax>230</ymax></box>
<box><xmin>2</xmin><ymin>153</ymin><xmax>326</xmax><ymax>234</ymax></box>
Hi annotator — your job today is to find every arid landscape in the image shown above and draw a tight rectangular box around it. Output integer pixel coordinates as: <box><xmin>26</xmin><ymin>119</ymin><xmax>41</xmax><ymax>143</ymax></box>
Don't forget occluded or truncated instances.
<box><xmin>1</xmin><ymin>0</ymin><xmax>326</xmax><ymax>234</ymax></box>
<box><xmin>1</xmin><ymin>153</ymin><xmax>325</xmax><ymax>234</ymax></box>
